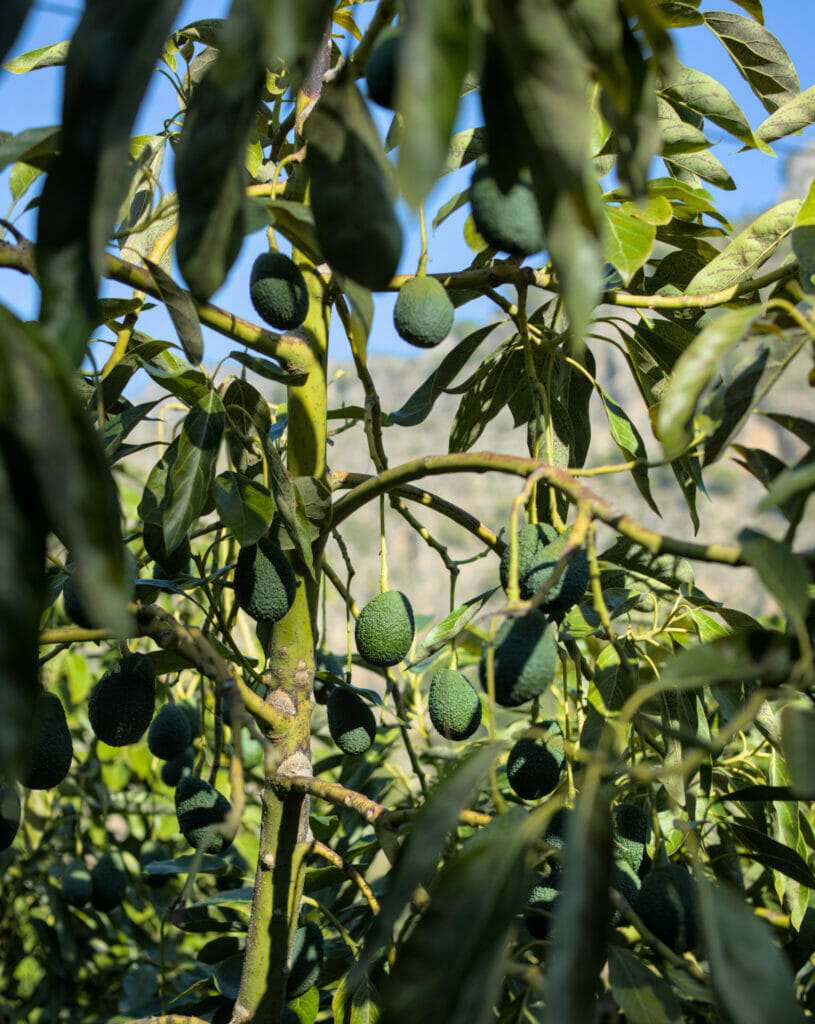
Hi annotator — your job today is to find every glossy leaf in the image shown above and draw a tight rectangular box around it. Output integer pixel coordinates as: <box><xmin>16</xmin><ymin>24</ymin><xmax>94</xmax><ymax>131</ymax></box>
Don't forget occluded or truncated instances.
<box><xmin>757</xmin><ymin>84</ymin><xmax>815</xmax><ymax>143</ymax></box>
<box><xmin>603</xmin><ymin>205</ymin><xmax>656</xmax><ymax>285</ymax></box>
<box><xmin>214</xmin><ymin>471</ymin><xmax>274</xmax><ymax>547</ymax></box>
<box><xmin>333</xmin><ymin>976</ymin><xmax>380</xmax><ymax>1024</ymax></box>
<box><xmin>664</xmin><ymin>149</ymin><xmax>735</xmax><ymax>190</ymax></box>
<box><xmin>781</xmin><ymin>706</ymin><xmax>815</xmax><ymax>800</ymax></box>
<box><xmin>419</xmin><ymin>589</ymin><xmax>497</xmax><ymax>658</ymax></box>
<box><xmin>607</xmin><ymin>947</ymin><xmax>683</xmax><ymax>1024</ymax></box>
<box><xmin>144</xmin><ymin>258</ymin><xmax>203</xmax><ymax>365</ymax></box>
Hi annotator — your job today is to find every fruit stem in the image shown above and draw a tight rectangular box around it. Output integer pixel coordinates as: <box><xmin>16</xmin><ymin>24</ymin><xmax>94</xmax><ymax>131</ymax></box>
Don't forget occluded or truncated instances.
<box><xmin>379</xmin><ymin>494</ymin><xmax>389</xmax><ymax>593</ymax></box>
<box><xmin>417</xmin><ymin>203</ymin><xmax>428</xmax><ymax>276</ymax></box>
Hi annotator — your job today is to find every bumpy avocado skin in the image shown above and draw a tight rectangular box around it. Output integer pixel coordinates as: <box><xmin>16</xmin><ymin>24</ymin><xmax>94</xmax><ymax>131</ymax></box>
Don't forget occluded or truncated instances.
<box><xmin>148</xmin><ymin>704</ymin><xmax>193</xmax><ymax>761</ymax></box>
<box><xmin>525</xmin><ymin>870</ymin><xmax>562</xmax><ymax>940</ymax></box>
<box><xmin>249</xmin><ymin>252</ymin><xmax>309</xmax><ymax>330</ymax></box>
<box><xmin>393</xmin><ymin>276</ymin><xmax>455</xmax><ymax>349</ymax></box>
<box><xmin>506</xmin><ymin>721</ymin><xmax>565</xmax><ymax>799</ymax></box>
<box><xmin>355</xmin><ymin>590</ymin><xmax>415</xmax><ymax>668</ymax></box>
<box><xmin>0</xmin><ymin>783</ymin><xmax>21</xmax><ymax>851</ymax></box>
<box><xmin>22</xmin><ymin>691</ymin><xmax>73</xmax><ymax>789</ymax></box>
<box><xmin>175</xmin><ymin>775</ymin><xmax>233</xmax><ymax>854</ymax></box>
<box><xmin>612</xmin><ymin>802</ymin><xmax>651</xmax><ymax>877</ymax></box>
<box><xmin>327</xmin><ymin>687</ymin><xmax>377</xmax><ymax>755</ymax></box>
<box><xmin>88</xmin><ymin>653</ymin><xmax>156</xmax><ymax>747</ymax></box>
<box><xmin>234</xmin><ymin>539</ymin><xmax>296</xmax><ymax>624</ymax></box>
<box><xmin>62</xmin><ymin>861</ymin><xmax>93</xmax><ymax>906</ymax></box>
<box><xmin>634</xmin><ymin>864</ymin><xmax>697</xmax><ymax>953</ymax></box>
<box><xmin>287</xmin><ymin>921</ymin><xmax>324</xmax><ymax>997</ymax></box>
<box><xmin>478</xmin><ymin>609</ymin><xmax>558</xmax><ymax>707</ymax></box>
<box><xmin>470</xmin><ymin>159</ymin><xmax>545</xmax><ymax>256</ymax></box>
<box><xmin>91</xmin><ymin>851</ymin><xmax>128</xmax><ymax>912</ymax></box>
<box><xmin>499</xmin><ymin>523</ymin><xmax>589</xmax><ymax>616</ymax></box>
<box><xmin>428</xmin><ymin>668</ymin><xmax>482</xmax><ymax>741</ymax></box>
<box><xmin>365</xmin><ymin>29</ymin><xmax>401</xmax><ymax>109</ymax></box>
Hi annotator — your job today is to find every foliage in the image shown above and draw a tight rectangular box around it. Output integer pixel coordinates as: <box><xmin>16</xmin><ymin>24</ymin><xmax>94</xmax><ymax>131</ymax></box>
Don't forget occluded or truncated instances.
<box><xmin>1</xmin><ymin>2</ymin><xmax>815</xmax><ymax>1023</ymax></box>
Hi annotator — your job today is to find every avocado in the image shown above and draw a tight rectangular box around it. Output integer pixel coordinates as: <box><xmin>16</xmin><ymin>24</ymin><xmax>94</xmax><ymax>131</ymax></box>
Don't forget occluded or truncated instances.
<box><xmin>21</xmin><ymin>691</ymin><xmax>73</xmax><ymax>789</ymax></box>
<box><xmin>175</xmin><ymin>775</ymin><xmax>233</xmax><ymax>854</ymax></box>
<box><xmin>610</xmin><ymin>857</ymin><xmax>642</xmax><ymax>923</ymax></box>
<box><xmin>524</xmin><ymin>869</ymin><xmax>562</xmax><ymax>940</ymax></box>
<box><xmin>314</xmin><ymin>648</ymin><xmax>344</xmax><ymax>705</ymax></box>
<box><xmin>506</xmin><ymin>721</ymin><xmax>565</xmax><ymax>799</ymax></box>
<box><xmin>364</xmin><ymin>28</ymin><xmax>402</xmax><ymax>109</ymax></box>
<box><xmin>287</xmin><ymin>920</ymin><xmax>324</xmax><ymax>998</ymax></box>
<box><xmin>393</xmin><ymin>276</ymin><xmax>455</xmax><ymax>349</ymax></box>
<box><xmin>0</xmin><ymin>783</ymin><xmax>21</xmax><ymax>851</ymax></box>
<box><xmin>90</xmin><ymin>850</ymin><xmax>128</xmax><ymax>912</ymax></box>
<box><xmin>139</xmin><ymin>839</ymin><xmax>171</xmax><ymax>889</ymax></box>
<box><xmin>499</xmin><ymin>522</ymin><xmax>589</xmax><ymax>616</ymax></box>
<box><xmin>179</xmin><ymin>699</ymin><xmax>201</xmax><ymax>739</ymax></box>
<box><xmin>355</xmin><ymin>590</ymin><xmax>415</xmax><ymax>667</ymax></box>
<box><xmin>428</xmin><ymin>668</ymin><xmax>482</xmax><ymax>741</ymax></box>
<box><xmin>478</xmin><ymin>609</ymin><xmax>558</xmax><ymax>707</ymax></box>
<box><xmin>249</xmin><ymin>251</ymin><xmax>309</xmax><ymax>330</ymax></box>
<box><xmin>62</xmin><ymin>861</ymin><xmax>93</xmax><ymax>907</ymax></box>
<box><xmin>88</xmin><ymin>653</ymin><xmax>156</xmax><ymax>747</ymax></box>
<box><xmin>161</xmin><ymin>746</ymin><xmax>195</xmax><ymax>788</ymax></box>
<box><xmin>234</xmin><ymin>538</ymin><xmax>296</xmax><ymax>624</ymax></box>
<box><xmin>544</xmin><ymin>807</ymin><xmax>572</xmax><ymax>853</ymax></box>
<box><xmin>633</xmin><ymin>864</ymin><xmax>697</xmax><ymax>953</ymax></box>
<box><xmin>612</xmin><ymin>802</ymin><xmax>651</xmax><ymax>877</ymax></box>
<box><xmin>469</xmin><ymin>158</ymin><xmax>545</xmax><ymax>256</ymax></box>
<box><xmin>327</xmin><ymin>687</ymin><xmax>377</xmax><ymax>756</ymax></box>
<box><xmin>148</xmin><ymin>704</ymin><xmax>193</xmax><ymax>762</ymax></box>
<box><xmin>63</xmin><ymin>549</ymin><xmax>139</xmax><ymax>628</ymax></box>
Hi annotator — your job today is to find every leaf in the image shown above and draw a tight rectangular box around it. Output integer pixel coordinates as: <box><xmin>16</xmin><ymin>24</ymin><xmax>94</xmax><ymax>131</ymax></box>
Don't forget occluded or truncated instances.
<box><xmin>440</xmin><ymin>127</ymin><xmax>488</xmax><ymax>176</ymax></box>
<box><xmin>696</xmin><ymin>871</ymin><xmax>806</xmax><ymax>1024</ymax></box>
<box><xmin>757</xmin><ymin>84</ymin><xmax>815</xmax><ymax>143</ymax></box>
<box><xmin>656</xmin><ymin>2</ymin><xmax>703</xmax><ymax>28</ymax></box>
<box><xmin>686</xmin><ymin>199</ymin><xmax>801</xmax><ymax>294</ymax></box>
<box><xmin>419</xmin><ymin>589</ymin><xmax>497</xmax><ymax>658</ymax></box>
<box><xmin>144</xmin><ymin>258</ymin><xmax>203</xmax><ymax>365</ymax></box>
<box><xmin>0</xmin><ymin>125</ymin><xmax>60</xmax><ymax>174</ymax></box>
<box><xmin>703</xmin><ymin>11</ymin><xmax>799</xmax><ymax>115</ymax></box>
<box><xmin>759</xmin><ymin>456</ymin><xmax>815</xmax><ymax>512</ymax></box>
<box><xmin>3</xmin><ymin>38</ymin><xmax>69</xmax><ymax>73</ymax></box>
<box><xmin>781</xmin><ymin>706</ymin><xmax>815</xmax><ymax>800</ymax></box>
<box><xmin>607</xmin><ymin>947</ymin><xmax>684</xmax><ymax>1024</ymax></box>
<box><xmin>728</xmin><ymin>822</ymin><xmax>815</xmax><ymax>887</ymax></box>
<box><xmin>135</xmin><ymin>343</ymin><xmax>210</xmax><ymax>405</ymax></box>
<box><xmin>598</xmin><ymin>387</ymin><xmax>659</xmax><ymax>514</ymax></box>
<box><xmin>657</xmin><ymin>304</ymin><xmax>762</xmax><ymax>457</ymax></box>
<box><xmin>603</xmin><ymin>205</ymin><xmax>656</xmax><ymax>285</ymax></box>
<box><xmin>718</xmin><ymin>785</ymin><xmax>797</xmax><ymax>803</ymax></box>
<box><xmin>737</xmin><ymin>528</ymin><xmax>810</xmax><ymax>631</ymax></box>
<box><xmin>214</xmin><ymin>471</ymin><xmax>274</xmax><ymax>547</ymax></box>
<box><xmin>289</xmin><ymin>986</ymin><xmax>319</xmax><ymax>1024</ymax></box>
<box><xmin>228</xmin><ymin>350</ymin><xmax>308</xmax><ymax>386</ymax></box>
<box><xmin>664</xmin><ymin>149</ymin><xmax>735</xmax><ymax>190</ymax></box>
<box><xmin>792</xmin><ymin>178</ymin><xmax>815</xmax><ymax>294</ymax></box>
<box><xmin>262</xmin><ymin>437</ymin><xmax>315</xmax><ymax>579</ymax></box>
<box><xmin>398</xmin><ymin>0</ymin><xmax>472</xmax><ymax>205</ymax></box>
<box><xmin>163</xmin><ymin>391</ymin><xmax>226</xmax><ymax>553</ymax></box>
<box><xmin>36</xmin><ymin>1</ymin><xmax>183</xmax><ymax>365</ymax></box>
<box><xmin>449</xmin><ymin>339</ymin><xmax>526</xmax><ymax>452</ymax></box>
<box><xmin>333</xmin><ymin>976</ymin><xmax>381</xmax><ymax>1024</ymax></box>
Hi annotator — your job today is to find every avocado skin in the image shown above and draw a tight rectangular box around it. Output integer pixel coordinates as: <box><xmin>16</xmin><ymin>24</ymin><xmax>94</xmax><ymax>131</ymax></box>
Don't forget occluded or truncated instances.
<box><xmin>21</xmin><ymin>691</ymin><xmax>73</xmax><ymax>789</ymax></box>
<box><xmin>62</xmin><ymin>861</ymin><xmax>93</xmax><ymax>906</ymax></box>
<box><xmin>365</xmin><ymin>29</ymin><xmax>401</xmax><ymax>109</ymax></box>
<box><xmin>327</xmin><ymin>687</ymin><xmax>377</xmax><ymax>756</ymax></box>
<box><xmin>90</xmin><ymin>851</ymin><xmax>128</xmax><ymax>912</ymax></box>
<box><xmin>499</xmin><ymin>522</ymin><xmax>589</xmax><ymax>616</ymax></box>
<box><xmin>355</xmin><ymin>590</ymin><xmax>415</xmax><ymax>668</ymax></box>
<box><xmin>393</xmin><ymin>276</ymin><xmax>455</xmax><ymax>349</ymax></box>
<box><xmin>249</xmin><ymin>251</ymin><xmax>309</xmax><ymax>330</ymax></box>
<box><xmin>161</xmin><ymin>746</ymin><xmax>195</xmax><ymax>788</ymax></box>
<box><xmin>428</xmin><ymin>668</ymin><xmax>482</xmax><ymax>741</ymax></box>
<box><xmin>612</xmin><ymin>802</ymin><xmax>651</xmax><ymax>877</ymax></box>
<box><xmin>470</xmin><ymin>159</ymin><xmax>545</xmax><ymax>256</ymax></box>
<box><xmin>478</xmin><ymin>610</ymin><xmax>558</xmax><ymax>707</ymax></box>
<box><xmin>633</xmin><ymin>864</ymin><xmax>697</xmax><ymax>953</ymax></box>
<box><xmin>175</xmin><ymin>775</ymin><xmax>233</xmax><ymax>854</ymax></box>
<box><xmin>0</xmin><ymin>783</ymin><xmax>21</xmax><ymax>851</ymax></box>
<box><xmin>234</xmin><ymin>539</ymin><xmax>296</xmax><ymax>625</ymax></box>
<box><xmin>506</xmin><ymin>721</ymin><xmax>565</xmax><ymax>800</ymax></box>
<box><xmin>88</xmin><ymin>653</ymin><xmax>156</xmax><ymax>747</ymax></box>
<box><xmin>287</xmin><ymin>921</ymin><xmax>324</xmax><ymax>997</ymax></box>
<box><xmin>525</xmin><ymin>870</ymin><xmax>562</xmax><ymax>940</ymax></box>
<box><xmin>148</xmin><ymin>704</ymin><xmax>193</xmax><ymax>762</ymax></box>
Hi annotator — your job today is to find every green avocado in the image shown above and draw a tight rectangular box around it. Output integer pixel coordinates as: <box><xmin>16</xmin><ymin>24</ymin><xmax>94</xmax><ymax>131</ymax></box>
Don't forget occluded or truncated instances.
<box><xmin>355</xmin><ymin>590</ymin><xmax>415</xmax><ymax>668</ymax></box>
<box><xmin>469</xmin><ymin>158</ymin><xmax>545</xmax><ymax>256</ymax></box>
<box><xmin>365</xmin><ymin>28</ymin><xmax>402</xmax><ymax>109</ymax></box>
<box><xmin>499</xmin><ymin>522</ymin><xmax>589</xmax><ymax>616</ymax></box>
<box><xmin>610</xmin><ymin>857</ymin><xmax>642</xmax><ymax>925</ymax></box>
<box><xmin>612</xmin><ymin>802</ymin><xmax>651</xmax><ymax>877</ymax></box>
<box><xmin>314</xmin><ymin>648</ymin><xmax>344</xmax><ymax>705</ymax></box>
<box><xmin>249</xmin><ymin>251</ymin><xmax>309</xmax><ymax>330</ymax></box>
<box><xmin>22</xmin><ymin>691</ymin><xmax>73</xmax><ymax>790</ymax></box>
<box><xmin>88</xmin><ymin>653</ymin><xmax>156</xmax><ymax>747</ymax></box>
<box><xmin>428</xmin><ymin>668</ymin><xmax>482</xmax><ymax>741</ymax></box>
<box><xmin>160</xmin><ymin>746</ymin><xmax>195</xmax><ymax>788</ymax></box>
<box><xmin>0</xmin><ymin>783</ymin><xmax>21</xmax><ymax>851</ymax></box>
<box><xmin>525</xmin><ymin>869</ymin><xmax>562</xmax><ymax>940</ymax></box>
<box><xmin>62</xmin><ymin>861</ymin><xmax>93</xmax><ymax>907</ymax></box>
<box><xmin>633</xmin><ymin>864</ymin><xmax>697</xmax><ymax>953</ymax></box>
<box><xmin>287</xmin><ymin>921</ymin><xmax>324</xmax><ymax>998</ymax></box>
<box><xmin>91</xmin><ymin>851</ymin><xmax>128</xmax><ymax>912</ymax></box>
<box><xmin>478</xmin><ymin>609</ymin><xmax>558</xmax><ymax>707</ymax></box>
<box><xmin>327</xmin><ymin>687</ymin><xmax>377</xmax><ymax>756</ymax></box>
<box><xmin>506</xmin><ymin>721</ymin><xmax>565</xmax><ymax>800</ymax></box>
<box><xmin>175</xmin><ymin>775</ymin><xmax>233</xmax><ymax>854</ymax></box>
<box><xmin>393</xmin><ymin>276</ymin><xmax>455</xmax><ymax>349</ymax></box>
<box><xmin>234</xmin><ymin>538</ymin><xmax>296</xmax><ymax>624</ymax></box>
<box><xmin>148</xmin><ymin>704</ymin><xmax>193</xmax><ymax>762</ymax></box>
<box><xmin>63</xmin><ymin>549</ymin><xmax>139</xmax><ymax>628</ymax></box>
<box><xmin>544</xmin><ymin>807</ymin><xmax>572</xmax><ymax>853</ymax></box>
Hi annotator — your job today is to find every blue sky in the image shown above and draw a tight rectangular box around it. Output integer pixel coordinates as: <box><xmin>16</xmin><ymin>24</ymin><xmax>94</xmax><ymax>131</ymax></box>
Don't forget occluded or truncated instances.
<box><xmin>1</xmin><ymin>0</ymin><xmax>814</xmax><ymax>365</ymax></box>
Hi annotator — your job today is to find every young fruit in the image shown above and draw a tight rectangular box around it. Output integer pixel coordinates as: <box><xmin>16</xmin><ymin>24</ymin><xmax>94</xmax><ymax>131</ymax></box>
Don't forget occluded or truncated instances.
<box><xmin>506</xmin><ymin>721</ymin><xmax>565</xmax><ymax>800</ymax></box>
<box><xmin>249</xmin><ymin>251</ymin><xmax>309</xmax><ymax>330</ymax></box>
<box><xmin>175</xmin><ymin>775</ymin><xmax>233</xmax><ymax>854</ymax></box>
<box><xmin>478</xmin><ymin>609</ymin><xmax>558</xmax><ymax>707</ymax></box>
<box><xmin>393</xmin><ymin>276</ymin><xmax>455</xmax><ymax>349</ymax></box>
<box><xmin>499</xmin><ymin>522</ymin><xmax>589</xmax><ymax>616</ymax></box>
<box><xmin>428</xmin><ymin>669</ymin><xmax>482</xmax><ymax>741</ymax></box>
<box><xmin>62</xmin><ymin>861</ymin><xmax>93</xmax><ymax>907</ymax></box>
<box><xmin>633</xmin><ymin>864</ymin><xmax>697</xmax><ymax>953</ymax></box>
<box><xmin>88</xmin><ymin>653</ymin><xmax>156</xmax><ymax>747</ymax></box>
<box><xmin>327</xmin><ymin>687</ymin><xmax>377</xmax><ymax>755</ymax></box>
<box><xmin>355</xmin><ymin>590</ymin><xmax>415</xmax><ymax>667</ymax></box>
<box><xmin>90</xmin><ymin>851</ymin><xmax>128</xmax><ymax>912</ymax></box>
<box><xmin>148</xmin><ymin>704</ymin><xmax>193</xmax><ymax>761</ymax></box>
<box><xmin>234</xmin><ymin>538</ymin><xmax>296</xmax><ymax>624</ymax></box>
<box><xmin>21</xmin><ymin>691</ymin><xmax>73</xmax><ymax>789</ymax></box>
<box><xmin>0</xmin><ymin>783</ymin><xmax>21</xmax><ymax>851</ymax></box>
<box><xmin>364</xmin><ymin>28</ymin><xmax>402</xmax><ymax>109</ymax></box>
<box><xmin>469</xmin><ymin>158</ymin><xmax>545</xmax><ymax>256</ymax></box>
<box><xmin>287</xmin><ymin>921</ymin><xmax>324</xmax><ymax>997</ymax></box>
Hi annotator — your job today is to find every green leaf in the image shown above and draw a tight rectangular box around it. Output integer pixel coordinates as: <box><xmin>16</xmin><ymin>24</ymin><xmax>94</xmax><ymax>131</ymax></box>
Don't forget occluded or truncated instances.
<box><xmin>729</xmin><ymin>0</ymin><xmax>763</xmax><ymax>21</ymax></box>
<box><xmin>163</xmin><ymin>391</ymin><xmax>226</xmax><ymax>553</ymax></box>
<box><xmin>135</xmin><ymin>344</ymin><xmax>210</xmax><ymax>405</ymax></box>
<box><xmin>449</xmin><ymin>338</ymin><xmax>525</xmax><ymax>452</ymax></box>
<box><xmin>657</xmin><ymin>304</ymin><xmax>762</xmax><ymax>457</ymax></box>
<box><xmin>781</xmin><ymin>706</ymin><xmax>815</xmax><ymax>800</ymax></box>
<box><xmin>703</xmin><ymin>11</ymin><xmax>799</xmax><ymax>114</ymax></box>
<box><xmin>759</xmin><ymin>456</ymin><xmax>815</xmax><ymax>512</ymax></box>
<box><xmin>737</xmin><ymin>528</ymin><xmax>810</xmax><ymax>629</ymax></box>
<box><xmin>603</xmin><ymin>205</ymin><xmax>656</xmax><ymax>285</ymax></box>
<box><xmin>289</xmin><ymin>986</ymin><xmax>319</xmax><ymax>1024</ymax></box>
<box><xmin>0</xmin><ymin>125</ymin><xmax>60</xmax><ymax>174</ymax></box>
<box><xmin>144</xmin><ymin>258</ymin><xmax>203</xmax><ymax>365</ymax></box>
<box><xmin>607</xmin><ymin>948</ymin><xmax>683</xmax><ymax>1024</ymax></box>
<box><xmin>214</xmin><ymin>471</ymin><xmax>274</xmax><ymax>547</ymax></box>
<box><xmin>262</xmin><ymin>437</ymin><xmax>315</xmax><ymax>579</ymax></box>
<box><xmin>619</xmin><ymin>196</ymin><xmax>673</xmax><ymax>226</ymax></box>
<box><xmin>398</xmin><ymin>0</ymin><xmax>472</xmax><ymax>205</ymax></box>
<box><xmin>728</xmin><ymin>822</ymin><xmax>815</xmax><ymax>888</ymax></box>
<box><xmin>598</xmin><ymin>387</ymin><xmax>659</xmax><ymax>514</ymax></box>
<box><xmin>36</xmin><ymin>1</ymin><xmax>183</xmax><ymax>365</ymax></box>
<box><xmin>792</xmin><ymin>178</ymin><xmax>815</xmax><ymax>293</ymax></box>
<box><xmin>757</xmin><ymin>84</ymin><xmax>815</xmax><ymax>143</ymax></box>
<box><xmin>664</xmin><ymin>149</ymin><xmax>736</xmax><ymax>190</ymax></box>
<box><xmin>656</xmin><ymin>2</ymin><xmax>703</xmax><ymax>28</ymax></box>
<box><xmin>419</xmin><ymin>589</ymin><xmax>497</xmax><ymax>658</ymax></box>
<box><xmin>228</xmin><ymin>350</ymin><xmax>308</xmax><ymax>386</ymax></box>
<box><xmin>686</xmin><ymin>199</ymin><xmax>801</xmax><ymax>294</ymax></box>
<box><xmin>9</xmin><ymin>160</ymin><xmax>42</xmax><ymax>203</ymax></box>
<box><xmin>440</xmin><ymin>127</ymin><xmax>488</xmax><ymax>176</ymax></box>
<box><xmin>3</xmin><ymin>38</ymin><xmax>69</xmax><ymax>73</ymax></box>
<box><xmin>333</xmin><ymin>977</ymin><xmax>380</xmax><ymax>1024</ymax></box>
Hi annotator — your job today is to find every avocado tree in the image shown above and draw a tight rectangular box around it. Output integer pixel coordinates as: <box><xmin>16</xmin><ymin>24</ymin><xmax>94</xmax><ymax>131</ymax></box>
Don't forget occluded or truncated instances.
<box><xmin>2</xmin><ymin>1</ymin><xmax>815</xmax><ymax>1022</ymax></box>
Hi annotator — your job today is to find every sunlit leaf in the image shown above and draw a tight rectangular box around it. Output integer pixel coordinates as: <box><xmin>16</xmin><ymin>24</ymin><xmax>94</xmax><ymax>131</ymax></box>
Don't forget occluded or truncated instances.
<box><xmin>214</xmin><ymin>471</ymin><xmax>274</xmax><ymax>547</ymax></box>
<box><xmin>144</xmin><ymin>258</ymin><xmax>203</xmax><ymax>365</ymax></box>
<box><xmin>607</xmin><ymin>947</ymin><xmax>683</xmax><ymax>1024</ymax></box>
<box><xmin>757</xmin><ymin>84</ymin><xmax>815</xmax><ymax>143</ymax></box>
<box><xmin>603</xmin><ymin>205</ymin><xmax>656</xmax><ymax>285</ymax></box>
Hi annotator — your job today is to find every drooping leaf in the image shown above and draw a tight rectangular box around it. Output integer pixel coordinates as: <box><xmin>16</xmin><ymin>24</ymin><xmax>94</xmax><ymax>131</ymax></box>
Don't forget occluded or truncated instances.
<box><xmin>759</xmin><ymin>455</ymin><xmax>815</xmax><ymax>513</ymax></box>
<box><xmin>607</xmin><ymin>947</ymin><xmax>684</xmax><ymax>1024</ymax></box>
<box><xmin>440</xmin><ymin>127</ymin><xmax>488</xmax><ymax>176</ymax></box>
<box><xmin>664</xmin><ymin>149</ymin><xmax>735</xmax><ymax>190</ymax></box>
<box><xmin>144</xmin><ymin>258</ymin><xmax>204</xmax><ymax>365</ymax></box>
<box><xmin>660</xmin><ymin>63</ymin><xmax>769</xmax><ymax>151</ymax></box>
<box><xmin>737</xmin><ymin>528</ymin><xmax>810</xmax><ymax>631</ymax></box>
<box><xmin>0</xmin><ymin>125</ymin><xmax>60</xmax><ymax>174</ymax></box>
<box><xmin>419</xmin><ymin>589</ymin><xmax>497</xmax><ymax>658</ymax></box>
<box><xmin>228</xmin><ymin>350</ymin><xmax>308</xmax><ymax>386</ymax></box>
<box><xmin>3</xmin><ymin>38</ymin><xmax>69</xmax><ymax>73</ymax></box>
<box><xmin>757</xmin><ymin>84</ymin><xmax>815</xmax><ymax>143</ymax></box>
<box><xmin>603</xmin><ymin>205</ymin><xmax>656</xmax><ymax>285</ymax></box>
<box><xmin>780</xmin><ymin>706</ymin><xmax>815</xmax><ymax>800</ymax></box>
<box><xmin>792</xmin><ymin>178</ymin><xmax>815</xmax><ymax>294</ymax></box>
<box><xmin>262</xmin><ymin>437</ymin><xmax>315</xmax><ymax>578</ymax></box>
<box><xmin>598</xmin><ymin>387</ymin><xmax>659</xmax><ymax>514</ymax></box>
<box><xmin>214</xmin><ymin>471</ymin><xmax>274</xmax><ymax>547</ymax></box>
